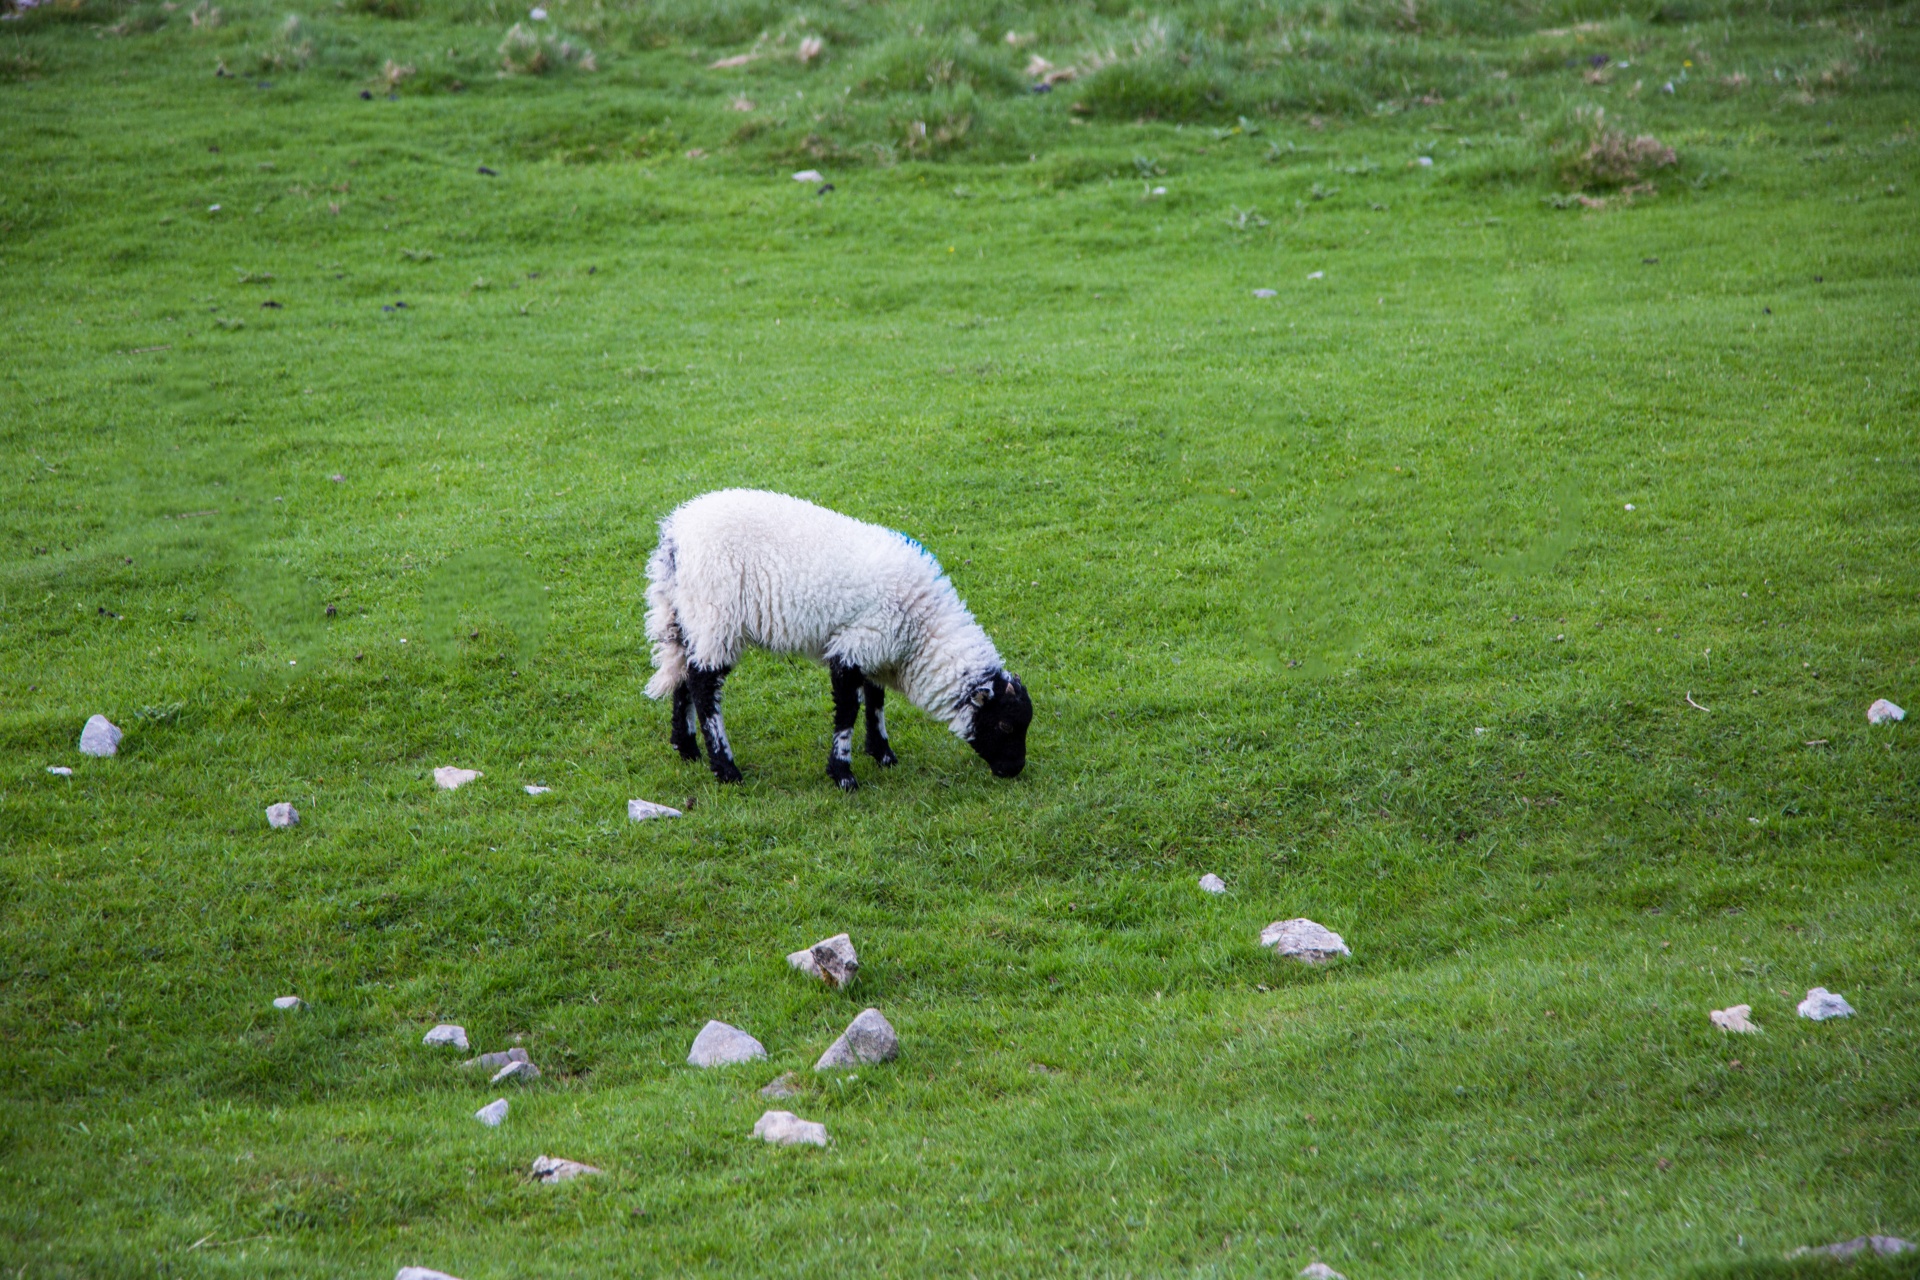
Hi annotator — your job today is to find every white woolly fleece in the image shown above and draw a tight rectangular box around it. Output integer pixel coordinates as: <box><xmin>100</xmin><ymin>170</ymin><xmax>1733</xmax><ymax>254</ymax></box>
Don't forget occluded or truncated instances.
<box><xmin>644</xmin><ymin>490</ymin><xmax>1003</xmax><ymax>735</ymax></box>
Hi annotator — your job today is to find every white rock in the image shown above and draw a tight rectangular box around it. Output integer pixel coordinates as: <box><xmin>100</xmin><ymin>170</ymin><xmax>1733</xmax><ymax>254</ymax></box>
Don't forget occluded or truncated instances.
<box><xmin>397</xmin><ymin>1269</ymin><xmax>465</xmax><ymax>1280</ymax></box>
<box><xmin>423</xmin><ymin>1023</ymin><xmax>470</xmax><ymax>1049</ymax></box>
<box><xmin>815</xmin><ymin>1007</ymin><xmax>898</xmax><ymax>1070</ymax></box>
<box><xmin>273</xmin><ymin>995</ymin><xmax>307</xmax><ymax>1010</ymax></box>
<box><xmin>1797</xmin><ymin>987</ymin><xmax>1854</xmax><ymax>1021</ymax></box>
<box><xmin>1198</xmin><ymin>874</ymin><xmax>1227</xmax><ymax>894</ymax></box>
<box><xmin>1624</xmin><ymin>503</ymin><xmax>1636</xmax><ymax>511</ymax></box>
<box><xmin>434</xmin><ymin>766</ymin><xmax>482</xmax><ymax>790</ymax></box>
<box><xmin>1300</xmin><ymin>1265</ymin><xmax>1346</xmax><ymax>1280</ymax></box>
<box><xmin>753</xmin><ymin>1109</ymin><xmax>829</xmax><ymax>1147</ymax></box>
<box><xmin>787</xmin><ymin>933</ymin><xmax>859</xmax><ymax>988</ymax></box>
<box><xmin>491</xmin><ymin>1059</ymin><xmax>541</xmax><ymax>1084</ymax></box>
<box><xmin>1416</xmin><ymin>155</ymin><xmax>1434</xmax><ymax>166</ymax></box>
<box><xmin>1260</xmin><ymin>919</ymin><xmax>1350</xmax><ymax>963</ymax></box>
<box><xmin>687</xmin><ymin>1020</ymin><xmax>766</xmax><ymax>1067</ymax></box>
<box><xmin>524</xmin><ymin>784</ymin><xmax>551</xmax><ymax>795</ymax></box>
<box><xmin>265</xmin><ymin>802</ymin><xmax>300</xmax><ymax>828</ymax></box>
<box><xmin>760</xmin><ymin>1072</ymin><xmax>803</xmax><ymax>1099</ymax></box>
<box><xmin>47</xmin><ymin>766</ymin><xmax>73</xmax><ymax>776</ymax></box>
<box><xmin>1252</xmin><ymin>288</ymin><xmax>1277</xmax><ymax>298</ymax></box>
<box><xmin>78</xmin><ymin>715</ymin><xmax>122</xmax><ymax>757</ymax></box>
<box><xmin>1788</xmin><ymin>1236</ymin><xmax>1915</xmax><ymax>1261</ymax></box>
<box><xmin>792</xmin><ymin>169</ymin><xmax>825</xmax><ymax>183</ymax></box>
<box><xmin>1151</xmin><ymin>185</ymin><xmax>1167</xmax><ymax>195</ymax></box>
<box><xmin>628</xmin><ymin>797</ymin><xmax>682</xmax><ymax>821</ymax></box>
<box><xmin>531</xmin><ymin>1154</ymin><xmax>602</xmax><ymax>1182</ymax></box>
<box><xmin>463</xmin><ymin>1047</ymin><xmax>530</xmax><ymax>1070</ymax></box>
<box><xmin>1709</xmin><ymin>1004</ymin><xmax>1760</xmax><ymax>1034</ymax></box>
<box><xmin>796</xmin><ymin>34</ymin><xmax>823</xmax><ymax>64</ymax></box>
<box><xmin>474</xmin><ymin>1098</ymin><xmax>509</xmax><ymax>1126</ymax></box>
<box><xmin>1868</xmin><ymin>698</ymin><xmax>1905</xmax><ymax>725</ymax></box>
<box><xmin>1307</xmin><ymin>270</ymin><xmax>1325</xmax><ymax>279</ymax></box>
<box><xmin>527</xmin><ymin>5</ymin><xmax>545</xmax><ymax>17</ymax></box>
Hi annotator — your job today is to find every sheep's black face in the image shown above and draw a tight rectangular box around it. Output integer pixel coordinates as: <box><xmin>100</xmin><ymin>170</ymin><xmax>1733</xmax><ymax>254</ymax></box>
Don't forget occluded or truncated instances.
<box><xmin>964</xmin><ymin>671</ymin><xmax>1031</xmax><ymax>778</ymax></box>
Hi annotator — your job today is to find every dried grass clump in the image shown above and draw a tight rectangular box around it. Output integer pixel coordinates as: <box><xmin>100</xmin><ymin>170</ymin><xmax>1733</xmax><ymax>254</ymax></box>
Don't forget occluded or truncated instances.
<box><xmin>498</xmin><ymin>22</ymin><xmax>596</xmax><ymax>75</ymax></box>
<box><xmin>1556</xmin><ymin>107</ymin><xmax>1675</xmax><ymax>189</ymax></box>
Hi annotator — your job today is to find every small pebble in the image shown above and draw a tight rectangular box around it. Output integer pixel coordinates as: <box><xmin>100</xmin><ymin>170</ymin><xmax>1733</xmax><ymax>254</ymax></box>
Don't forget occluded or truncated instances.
<box><xmin>628</xmin><ymin>797</ymin><xmax>682</xmax><ymax>821</ymax></box>
<box><xmin>760</xmin><ymin>1072</ymin><xmax>803</xmax><ymax>1099</ymax></box>
<box><xmin>815</xmin><ymin>1008</ymin><xmax>898</xmax><ymax>1071</ymax></box>
<box><xmin>1788</xmin><ymin>1236</ymin><xmax>1915</xmax><ymax>1261</ymax></box>
<box><xmin>1797</xmin><ymin>987</ymin><xmax>1854</xmax><ymax>1021</ymax></box>
<box><xmin>787</xmin><ymin>933</ymin><xmax>859</xmax><ymax>988</ymax></box>
<box><xmin>434</xmin><ymin>766</ymin><xmax>481</xmax><ymax>790</ymax></box>
<box><xmin>463</xmin><ymin>1047</ymin><xmax>530</xmax><ymax>1071</ymax></box>
<box><xmin>1710</xmin><ymin>1004</ymin><xmax>1760</xmax><ymax>1034</ymax></box>
<box><xmin>78</xmin><ymin>715</ymin><xmax>122</xmax><ymax>757</ymax></box>
<box><xmin>524</xmin><ymin>784</ymin><xmax>551</xmax><ymax>795</ymax></box>
<box><xmin>1624</xmin><ymin>503</ymin><xmax>1636</xmax><ymax>511</ymax></box>
<box><xmin>753</xmin><ymin>1110</ymin><xmax>829</xmax><ymax>1147</ymax></box>
<box><xmin>1198</xmin><ymin>874</ymin><xmax>1227</xmax><ymax>894</ymax></box>
<box><xmin>474</xmin><ymin>1098</ymin><xmax>508</xmax><ymax>1126</ymax></box>
<box><xmin>272</xmin><ymin>995</ymin><xmax>307</xmax><ymax>1010</ymax></box>
<box><xmin>1867</xmin><ymin>698</ymin><xmax>1905</xmax><ymax>725</ymax></box>
<box><xmin>1300</xmin><ymin>1265</ymin><xmax>1347</xmax><ymax>1280</ymax></box>
<box><xmin>396</xmin><ymin>1269</ymin><xmax>465</xmax><ymax>1280</ymax></box>
<box><xmin>265</xmin><ymin>802</ymin><xmax>300</xmax><ymax>828</ymax></box>
<box><xmin>424</xmin><ymin>1023</ymin><xmax>470</xmax><ymax>1049</ymax></box>
<box><xmin>491</xmin><ymin>1059</ymin><xmax>542</xmax><ymax>1084</ymax></box>
<box><xmin>531</xmin><ymin>1154</ymin><xmax>603</xmax><ymax>1182</ymax></box>
<box><xmin>792</xmin><ymin>169</ymin><xmax>825</xmax><ymax>183</ymax></box>
<box><xmin>1416</xmin><ymin>156</ymin><xmax>1433</xmax><ymax>166</ymax></box>
<box><xmin>687</xmin><ymin>1020</ymin><xmax>766</xmax><ymax>1067</ymax></box>
<box><xmin>1252</xmin><ymin>288</ymin><xmax>1277</xmax><ymax>298</ymax></box>
<box><xmin>47</xmin><ymin>766</ymin><xmax>73</xmax><ymax>777</ymax></box>
<box><xmin>1260</xmin><ymin>919</ymin><xmax>1350</xmax><ymax>963</ymax></box>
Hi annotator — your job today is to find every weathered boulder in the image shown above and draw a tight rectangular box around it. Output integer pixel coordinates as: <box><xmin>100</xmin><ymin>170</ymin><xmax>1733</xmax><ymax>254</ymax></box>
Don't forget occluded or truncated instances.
<box><xmin>687</xmin><ymin>1020</ymin><xmax>766</xmax><ymax>1067</ymax></box>
<box><xmin>814</xmin><ymin>1008</ymin><xmax>898</xmax><ymax>1071</ymax></box>
<box><xmin>79</xmin><ymin>715</ymin><xmax>122</xmax><ymax>757</ymax></box>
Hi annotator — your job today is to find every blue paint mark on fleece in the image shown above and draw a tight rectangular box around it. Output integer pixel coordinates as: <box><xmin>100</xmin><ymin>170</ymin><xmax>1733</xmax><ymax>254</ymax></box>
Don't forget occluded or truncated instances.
<box><xmin>892</xmin><ymin>529</ymin><xmax>948</xmax><ymax>578</ymax></box>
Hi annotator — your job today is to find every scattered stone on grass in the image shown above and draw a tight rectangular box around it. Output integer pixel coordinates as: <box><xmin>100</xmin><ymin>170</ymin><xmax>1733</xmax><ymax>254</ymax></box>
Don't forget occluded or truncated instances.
<box><xmin>492</xmin><ymin>1059</ymin><xmax>541</xmax><ymax>1084</ymax></box>
<box><xmin>524</xmin><ymin>784</ymin><xmax>551</xmax><ymax>795</ymax></box>
<box><xmin>787</xmin><ymin>933</ymin><xmax>859</xmax><ymax>988</ymax></box>
<box><xmin>464</xmin><ymin>1047</ymin><xmax>530</xmax><ymax>1071</ymax></box>
<box><xmin>1299</xmin><ymin>1265</ymin><xmax>1347</xmax><ymax>1280</ymax></box>
<box><xmin>793</xmin><ymin>169</ymin><xmax>825</xmax><ymax>183</ymax></box>
<box><xmin>265</xmin><ymin>802</ymin><xmax>300</xmax><ymax>828</ymax></box>
<box><xmin>273</xmin><ymin>995</ymin><xmax>307</xmax><ymax>1010</ymax></box>
<box><xmin>79</xmin><ymin>715</ymin><xmax>122</xmax><ymax>757</ymax></box>
<box><xmin>1797</xmin><ymin>987</ymin><xmax>1855</xmax><ymax>1021</ymax></box>
<box><xmin>688</xmin><ymin>1020</ymin><xmax>766</xmax><ymax>1067</ymax></box>
<box><xmin>1710</xmin><ymin>1004</ymin><xmax>1760</xmax><ymax>1034</ymax></box>
<box><xmin>760</xmin><ymin>1072</ymin><xmax>803</xmax><ymax>1099</ymax></box>
<box><xmin>753</xmin><ymin>1110</ymin><xmax>829</xmax><ymax>1147</ymax></box>
<box><xmin>47</xmin><ymin>766</ymin><xmax>72</xmax><ymax>776</ymax></box>
<box><xmin>474</xmin><ymin>1098</ymin><xmax>508</xmax><ymax>1126</ymax></box>
<box><xmin>1260</xmin><ymin>919</ymin><xmax>1350</xmax><ymax>963</ymax></box>
<box><xmin>1252</xmin><ymin>288</ymin><xmax>1277</xmax><ymax>298</ymax></box>
<box><xmin>1868</xmin><ymin>698</ymin><xmax>1905</xmax><ymax>725</ymax></box>
<box><xmin>1199</xmin><ymin>874</ymin><xmax>1227</xmax><ymax>894</ymax></box>
<box><xmin>1787</xmin><ymin>1236</ymin><xmax>1915</xmax><ymax>1261</ymax></box>
<box><xmin>628</xmin><ymin>797</ymin><xmax>682</xmax><ymax>821</ymax></box>
<box><xmin>396</xmin><ymin>1269</ymin><xmax>465</xmax><ymax>1280</ymax></box>
<box><xmin>1307</xmin><ymin>270</ymin><xmax>1325</xmax><ymax>279</ymax></box>
<box><xmin>531</xmin><ymin>1154</ymin><xmax>602</xmax><ymax>1182</ymax></box>
<box><xmin>434</xmin><ymin>766</ymin><xmax>482</xmax><ymax>790</ymax></box>
<box><xmin>424</xmin><ymin>1023</ymin><xmax>470</xmax><ymax>1049</ymax></box>
<box><xmin>815</xmin><ymin>1008</ymin><xmax>898</xmax><ymax>1070</ymax></box>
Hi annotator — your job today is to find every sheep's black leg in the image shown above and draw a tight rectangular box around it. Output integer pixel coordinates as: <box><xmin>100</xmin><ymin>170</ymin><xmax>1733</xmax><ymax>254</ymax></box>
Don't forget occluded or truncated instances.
<box><xmin>826</xmin><ymin>658</ymin><xmax>863</xmax><ymax>792</ymax></box>
<box><xmin>861</xmin><ymin>679</ymin><xmax>897</xmax><ymax>766</ymax></box>
<box><xmin>687</xmin><ymin>663</ymin><xmax>741</xmax><ymax>783</ymax></box>
<box><xmin>669</xmin><ymin>683</ymin><xmax>701</xmax><ymax>761</ymax></box>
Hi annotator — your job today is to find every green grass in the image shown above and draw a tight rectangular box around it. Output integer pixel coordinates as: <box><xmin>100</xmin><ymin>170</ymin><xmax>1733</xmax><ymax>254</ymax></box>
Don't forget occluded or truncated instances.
<box><xmin>3</xmin><ymin>0</ymin><xmax>1919</xmax><ymax>1274</ymax></box>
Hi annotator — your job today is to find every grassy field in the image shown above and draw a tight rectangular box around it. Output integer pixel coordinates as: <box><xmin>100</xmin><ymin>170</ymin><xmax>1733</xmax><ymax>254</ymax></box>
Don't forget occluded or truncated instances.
<box><xmin>3</xmin><ymin>0</ymin><xmax>1919</xmax><ymax>1274</ymax></box>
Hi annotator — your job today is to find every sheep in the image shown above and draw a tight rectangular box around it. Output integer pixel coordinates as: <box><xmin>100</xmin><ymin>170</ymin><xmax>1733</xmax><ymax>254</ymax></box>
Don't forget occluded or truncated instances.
<box><xmin>643</xmin><ymin>489</ymin><xmax>1032</xmax><ymax>789</ymax></box>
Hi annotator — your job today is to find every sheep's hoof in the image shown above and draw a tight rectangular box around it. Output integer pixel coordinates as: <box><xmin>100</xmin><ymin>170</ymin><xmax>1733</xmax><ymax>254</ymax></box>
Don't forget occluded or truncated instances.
<box><xmin>867</xmin><ymin>745</ymin><xmax>898</xmax><ymax>767</ymax></box>
<box><xmin>710</xmin><ymin>760</ymin><xmax>743</xmax><ymax>784</ymax></box>
<box><xmin>672</xmin><ymin>737</ymin><xmax>701</xmax><ymax>762</ymax></box>
<box><xmin>835</xmin><ymin>774</ymin><xmax>859</xmax><ymax>793</ymax></box>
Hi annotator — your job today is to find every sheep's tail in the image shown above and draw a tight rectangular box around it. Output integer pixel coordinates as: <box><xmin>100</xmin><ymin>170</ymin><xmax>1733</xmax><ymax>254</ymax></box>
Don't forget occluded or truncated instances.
<box><xmin>643</xmin><ymin>527</ymin><xmax>686</xmax><ymax>700</ymax></box>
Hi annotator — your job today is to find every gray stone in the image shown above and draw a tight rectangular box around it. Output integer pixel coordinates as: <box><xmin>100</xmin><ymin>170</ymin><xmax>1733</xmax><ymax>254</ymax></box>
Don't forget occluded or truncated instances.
<box><xmin>396</xmin><ymin>1269</ymin><xmax>465</xmax><ymax>1280</ymax></box>
<box><xmin>1199</xmin><ymin>874</ymin><xmax>1227</xmax><ymax>894</ymax></box>
<box><xmin>47</xmin><ymin>766</ymin><xmax>72</xmax><ymax>777</ymax></box>
<box><xmin>531</xmin><ymin>1154</ymin><xmax>603</xmax><ymax>1182</ymax></box>
<box><xmin>1797</xmin><ymin>987</ymin><xmax>1855</xmax><ymax>1021</ymax></box>
<box><xmin>265</xmin><ymin>802</ymin><xmax>300</xmax><ymax>829</ymax></box>
<box><xmin>1710</xmin><ymin>1004</ymin><xmax>1760</xmax><ymax>1034</ymax></box>
<box><xmin>78</xmin><ymin>715</ymin><xmax>122</xmax><ymax>757</ymax></box>
<box><xmin>1260</xmin><ymin>919</ymin><xmax>1350</xmax><ymax>963</ymax></box>
<box><xmin>433</xmin><ymin>766</ymin><xmax>482</xmax><ymax>790</ymax></box>
<box><xmin>628</xmin><ymin>797</ymin><xmax>682</xmax><ymax>820</ymax></box>
<box><xmin>787</xmin><ymin>933</ymin><xmax>858</xmax><ymax>989</ymax></box>
<box><xmin>272</xmin><ymin>995</ymin><xmax>307</xmax><ymax>1010</ymax></box>
<box><xmin>423</xmin><ymin>1023</ymin><xmax>469</xmax><ymax>1050</ymax></box>
<box><xmin>463</xmin><ymin>1047</ymin><xmax>530</xmax><ymax>1071</ymax></box>
<box><xmin>687</xmin><ymin>1020</ymin><xmax>766</xmax><ymax>1067</ymax></box>
<box><xmin>1299</xmin><ymin>1265</ymin><xmax>1346</xmax><ymax>1280</ymax></box>
<box><xmin>753</xmin><ymin>1109</ymin><xmax>829</xmax><ymax>1147</ymax></box>
<box><xmin>524</xmin><ymin>784</ymin><xmax>551</xmax><ymax>795</ymax></box>
<box><xmin>491</xmin><ymin>1059</ymin><xmax>541</xmax><ymax>1084</ymax></box>
<box><xmin>474</xmin><ymin>1098</ymin><xmax>508</xmax><ymax>1126</ymax></box>
<box><xmin>1788</xmin><ymin>1236</ymin><xmax>1914</xmax><ymax>1261</ymax></box>
<box><xmin>814</xmin><ymin>1007</ymin><xmax>898</xmax><ymax>1071</ymax></box>
<box><xmin>760</xmin><ymin>1071</ymin><xmax>803</xmax><ymax>1099</ymax></box>
<box><xmin>1867</xmin><ymin>698</ymin><xmax>1905</xmax><ymax>725</ymax></box>
<box><xmin>1252</xmin><ymin>288</ymin><xmax>1278</xmax><ymax>299</ymax></box>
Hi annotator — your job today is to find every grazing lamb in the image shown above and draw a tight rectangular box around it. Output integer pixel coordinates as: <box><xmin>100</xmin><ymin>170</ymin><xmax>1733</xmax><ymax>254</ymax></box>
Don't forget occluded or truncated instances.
<box><xmin>644</xmin><ymin>489</ymin><xmax>1032</xmax><ymax>789</ymax></box>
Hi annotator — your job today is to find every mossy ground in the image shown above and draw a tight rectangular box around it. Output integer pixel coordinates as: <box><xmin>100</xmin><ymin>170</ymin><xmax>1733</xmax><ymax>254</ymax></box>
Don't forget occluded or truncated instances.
<box><xmin>2</xmin><ymin>0</ymin><xmax>1918</xmax><ymax>1275</ymax></box>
